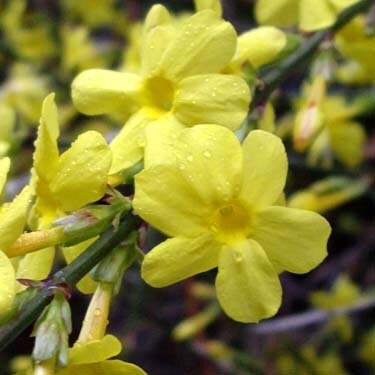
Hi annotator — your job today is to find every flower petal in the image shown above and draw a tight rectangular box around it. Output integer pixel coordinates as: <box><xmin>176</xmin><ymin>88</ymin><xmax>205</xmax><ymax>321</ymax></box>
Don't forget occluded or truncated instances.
<box><xmin>299</xmin><ymin>0</ymin><xmax>336</xmax><ymax>31</ymax></box>
<box><xmin>71</xmin><ymin>69</ymin><xmax>143</xmax><ymax>116</ymax></box>
<box><xmin>142</xmin><ymin>233</ymin><xmax>220</xmax><ymax>287</ymax></box>
<box><xmin>15</xmin><ymin>247</ymin><xmax>55</xmax><ymax>291</ymax></box>
<box><xmin>330</xmin><ymin>121</ymin><xmax>366</xmax><ymax>168</ymax></box>
<box><xmin>232</xmin><ymin>27</ymin><xmax>287</xmax><ymax>69</ymax></box>
<box><xmin>0</xmin><ymin>250</ymin><xmax>15</xmax><ymax>316</ymax></box>
<box><xmin>0</xmin><ymin>186</ymin><xmax>31</xmax><ymax>252</ymax></box>
<box><xmin>137</xmin><ymin>125</ymin><xmax>243</xmax><ymax>229</ymax></box>
<box><xmin>172</xmin><ymin>125</ymin><xmax>243</xmax><ymax>203</ymax></box>
<box><xmin>0</xmin><ymin>157</ymin><xmax>10</xmax><ymax>195</ymax></box>
<box><xmin>109</xmin><ymin>110</ymin><xmax>151</xmax><ymax>174</ymax></box>
<box><xmin>174</xmin><ymin>74</ymin><xmax>250</xmax><ymax>130</ymax></box>
<box><xmin>59</xmin><ymin>360</ymin><xmax>146</xmax><ymax>375</ymax></box>
<box><xmin>134</xmin><ymin>165</ymin><xmax>211</xmax><ymax>237</ymax></box>
<box><xmin>69</xmin><ymin>335</ymin><xmax>121</xmax><ymax>365</ymax></box>
<box><xmin>216</xmin><ymin>239</ymin><xmax>281</xmax><ymax>323</ymax></box>
<box><xmin>50</xmin><ymin>131</ymin><xmax>112</xmax><ymax>212</ymax></box>
<box><xmin>141</xmin><ymin>5</ymin><xmax>174</xmax><ymax>77</ymax></box>
<box><xmin>63</xmin><ymin>238</ymin><xmax>97</xmax><ymax>294</ymax></box>
<box><xmin>252</xmin><ymin>206</ymin><xmax>331</xmax><ymax>274</ymax></box>
<box><xmin>255</xmin><ymin>0</ymin><xmax>299</xmax><ymax>28</ymax></box>
<box><xmin>160</xmin><ymin>10</ymin><xmax>237</xmax><ymax>81</ymax></box>
<box><xmin>33</xmin><ymin>93</ymin><xmax>60</xmax><ymax>184</ymax></box>
<box><xmin>239</xmin><ymin>130</ymin><xmax>287</xmax><ymax>209</ymax></box>
<box><xmin>194</xmin><ymin>0</ymin><xmax>222</xmax><ymax>16</ymax></box>
<box><xmin>143</xmin><ymin>117</ymin><xmax>185</xmax><ymax>168</ymax></box>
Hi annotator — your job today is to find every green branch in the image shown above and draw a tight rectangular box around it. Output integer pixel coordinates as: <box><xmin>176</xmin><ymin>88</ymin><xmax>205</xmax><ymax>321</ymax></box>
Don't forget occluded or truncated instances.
<box><xmin>250</xmin><ymin>0</ymin><xmax>373</xmax><ymax>111</ymax></box>
<box><xmin>0</xmin><ymin>213</ymin><xmax>140</xmax><ymax>351</ymax></box>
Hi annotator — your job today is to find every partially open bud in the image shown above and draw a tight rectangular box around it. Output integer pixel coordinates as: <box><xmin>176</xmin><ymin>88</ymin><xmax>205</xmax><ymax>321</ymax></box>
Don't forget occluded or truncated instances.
<box><xmin>288</xmin><ymin>176</ymin><xmax>369</xmax><ymax>213</ymax></box>
<box><xmin>293</xmin><ymin>76</ymin><xmax>326</xmax><ymax>152</ymax></box>
<box><xmin>172</xmin><ymin>304</ymin><xmax>220</xmax><ymax>341</ymax></box>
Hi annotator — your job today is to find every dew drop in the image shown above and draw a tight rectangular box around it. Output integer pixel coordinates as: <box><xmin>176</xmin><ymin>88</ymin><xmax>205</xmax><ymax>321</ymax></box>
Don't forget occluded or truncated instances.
<box><xmin>234</xmin><ymin>252</ymin><xmax>243</xmax><ymax>263</ymax></box>
<box><xmin>186</xmin><ymin>154</ymin><xmax>193</xmax><ymax>162</ymax></box>
<box><xmin>203</xmin><ymin>150</ymin><xmax>211</xmax><ymax>158</ymax></box>
<box><xmin>94</xmin><ymin>308</ymin><xmax>101</xmax><ymax>317</ymax></box>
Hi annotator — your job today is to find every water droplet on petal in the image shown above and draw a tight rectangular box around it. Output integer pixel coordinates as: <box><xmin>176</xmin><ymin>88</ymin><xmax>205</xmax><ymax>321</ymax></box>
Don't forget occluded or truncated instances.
<box><xmin>203</xmin><ymin>150</ymin><xmax>211</xmax><ymax>158</ymax></box>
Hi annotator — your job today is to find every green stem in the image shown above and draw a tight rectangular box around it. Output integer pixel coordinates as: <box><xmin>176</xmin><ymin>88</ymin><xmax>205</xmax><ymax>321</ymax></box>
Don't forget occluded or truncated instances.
<box><xmin>250</xmin><ymin>0</ymin><xmax>372</xmax><ymax>111</ymax></box>
<box><xmin>0</xmin><ymin>213</ymin><xmax>140</xmax><ymax>351</ymax></box>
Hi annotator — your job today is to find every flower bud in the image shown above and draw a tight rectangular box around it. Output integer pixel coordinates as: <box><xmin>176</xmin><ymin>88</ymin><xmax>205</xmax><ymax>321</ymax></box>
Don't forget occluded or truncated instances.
<box><xmin>32</xmin><ymin>293</ymin><xmax>72</xmax><ymax>367</ymax></box>
<box><xmin>293</xmin><ymin>76</ymin><xmax>326</xmax><ymax>152</ymax></box>
<box><xmin>172</xmin><ymin>304</ymin><xmax>220</xmax><ymax>341</ymax></box>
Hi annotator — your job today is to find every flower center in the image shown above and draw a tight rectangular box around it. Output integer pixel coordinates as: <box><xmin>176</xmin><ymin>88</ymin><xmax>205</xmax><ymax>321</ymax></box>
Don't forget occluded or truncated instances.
<box><xmin>144</xmin><ymin>76</ymin><xmax>175</xmax><ymax>114</ymax></box>
<box><xmin>210</xmin><ymin>202</ymin><xmax>253</xmax><ymax>243</ymax></box>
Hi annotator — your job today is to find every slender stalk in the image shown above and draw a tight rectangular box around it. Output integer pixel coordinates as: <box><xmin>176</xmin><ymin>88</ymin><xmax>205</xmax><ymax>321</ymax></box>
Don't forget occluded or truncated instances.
<box><xmin>0</xmin><ymin>213</ymin><xmax>140</xmax><ymax>351</ymax></box>
<box><xmin>77</xmin><ymin>282</ymin><xmax>113</xmax><ymax>343</ymax></box>
<box><xmin>250</xmin><ymin>0</ymin><xmax>373</xmax><ymax>111</ymax></box>
<box><xmin>7</xmin><ymin>227</ymin><xmax>65</xmax><ymax>258</ymax></box>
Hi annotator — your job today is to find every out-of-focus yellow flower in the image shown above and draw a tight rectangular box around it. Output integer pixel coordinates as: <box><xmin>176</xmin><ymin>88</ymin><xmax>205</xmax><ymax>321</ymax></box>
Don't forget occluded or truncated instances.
<box><xmin>121</xmin><ymin>2</ymin><xmax>286</xmax><ymax>79</ymax></box>
<box><xmin>60</xmin><ymin>25</ymin><xmax>107</xmax><ymax>74</ymax></box>
<box><xmin>14</xmin><ymin>93</ymin><xmax>112</xmax><ymax>286</ymax></box>
<box><xmin>288</xmin><ymin>176</ymin><xmax>369</xmax><ymax>213</ymax></box>
<box><xmin>0</xmin><ymin>64</ymin><xmax>51</xmax><ymax>125</ymax></box>
<box><xmin>292</xmin><ymin>76</ymin><xmax>366</xmax><ymax>168</ymax></box>
<box><xmin>0</xmin><ymin>0</ymin><xmax>56</xmax><ymax>62</ymax></box>
<box><xmin>0</xmin><ymin>158</ymin><xmax>31</xmax><ymax>317</ymax></box>
<box><xmin>310</xmin><ymin>274</ymin><xmax>361</xmax><ymax>342</ymax></box>
<box><xmin>310</xmin><ymin>274</ymin><xmax>361</xmax><ymax>310</ymax></box>
<box><xmin>134</xmin><ymin>125</ymin><xmax>331</xmax><ymax>323</ymax></box>
<box><xmin>72</xmin><ymin>7</ymin><xmax>251</xmax><ymax>176</ymax></box>
<box><xmin>172</xmin><ymin>304</ymin><xmax>220</xmax><ymax>341</ymax></box>
<box><xmin>0</xmin><ymin>103</ymin><xmax>15</xmax><ymax>156</ymax></box>
<box><xmin>335</xmin><ymin>16</ymin><xmax>375</xmax><ymax>84</ymax></box>
<box><xmin>277</xmin><ymin>345</ymin><xmax>349</xmax><ymax>375</ymax></box>
<box><xmin>255</xmin><ymin>0</ymin><xmax>358</xmax><ymax>31</ymax></box>
<box><xmin>15</xmin><ymin>335</ymin><xmax>146</xmax><ymax>375</ymax></box>
<box><xmin>60</xmin><ymin>0</ymin><xmax>126</xmax><ymax>32</ymax></box>
<box><xmin>359</xmin><ymin>329</ymin><xmax>375</xmax><ymax>370</ymax></box>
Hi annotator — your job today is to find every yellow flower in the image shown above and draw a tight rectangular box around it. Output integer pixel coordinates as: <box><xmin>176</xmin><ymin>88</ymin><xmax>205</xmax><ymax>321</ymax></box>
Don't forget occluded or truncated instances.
<box><xmin>1</xmin><ymin>63</ymin><xmax>50</xmax><ymax>125</ymax></box>
<box><xmin>60</xmin><ymin>25</ymin><xmax>107</xmax><ymax>74</ymax></box>
<box><xmin>255</xmin><ymin>0</ymin><xmax>358</xmax><ymax>31</ymax></box>
<box><xmin>133</xmin><ymin>125</ymin><xmax>331</xmax><ymax>323</ymax></box>
<box><xmin>60</xmin><ymin>0</ymin><xmax>126</xmax><ymax>32</ymax></box>
<box><xmin>15</xmin><ymin>335</ymin><xmax>146</xmax><ymax>375</ymax></box>
<box><xmin>14</xmin><ymin>93</ymin><xmax>112</xmax><ymax>286</ymax></box>
<box><xmin>335</xmin><ymin>16</ymin><xmax>375</xmax><ymax>84</ymax></box>
<box><xmin>120</xmin><ymin>2</ymin><xmax>286</xmax><ymax>78</ymax></box>
<box><xmin>359</xmin><ymin>329</ymin><xmax>375</xmax><ymax>369</ymax></box>
<box><xmin>310</xmin><ymin>274</ymin><xmax>361</xmax><ymax>342</ymax></box>
<box><xmin>0</xmin><ymin>0</ymin><xmax>56</xmax><ymax>62</ymax></box>
<box><xmin>0</xmin><ymin>103</ymin><xmax>15</xmax><ymax>156</ymax></box>
<box><xmin>310</xmin><ymin>274</ymin><xmax>361</xmax><ymax>310</ymax></box>
<box><xmin>292</xmin><ymin>76</ymin><xmax>366</xmax><ymax>168</ymax></box>
<box><xmin>277</xmin><ymin>345</ymin><xmax>349</xmax><ymax>375</ymax></box>
<box><xmin>72</xmin><ymin>7</ymin><xmax>251</xmax><ymax>176</ymax></box>
<box><xmin>0</xmin><ymin>158</ymin><xmax>31</xmax><ymax>316</ymax></box>
<box><xmin>288</xmin><ymin>176</ymin><xmax>368</xmax><ymax>213</ymax></box>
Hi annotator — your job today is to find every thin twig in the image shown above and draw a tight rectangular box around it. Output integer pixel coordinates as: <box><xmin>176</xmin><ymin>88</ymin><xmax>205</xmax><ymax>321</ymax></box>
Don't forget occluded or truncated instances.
<box><xmin>250</xmin><ymin>0</ymin><xmax>373</xmax><ymax>111</ymax></box>
<box><xmin>0</xmin><ymin>213</ymin><xmax>140</xmax><ymax>351</ymax></box>
<box><xmin>249</xmin><ymin>297</ymin><xmax>375</xmax><ymax>336</ymax></box>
